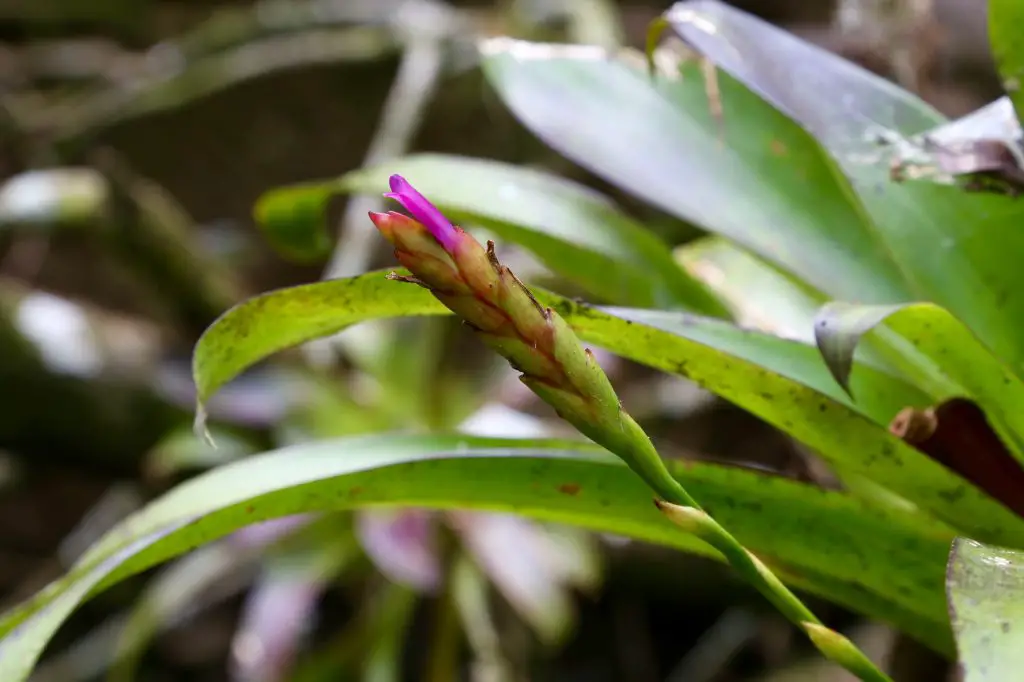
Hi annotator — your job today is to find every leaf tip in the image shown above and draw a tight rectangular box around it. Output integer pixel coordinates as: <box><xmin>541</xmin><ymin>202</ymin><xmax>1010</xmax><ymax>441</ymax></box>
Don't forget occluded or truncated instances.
<box><xmin>193</xmin><ymin>404</ymin><xmax>217</xmax><ymax>449</ymax></box>
<box><xmin>655</xmin><ymin>499</ymin><xmax>711</xmax><ymax>535</ymax></box>
<box><xmin>645</xmin><ymin>16</ymin><xmax>670</xmax><ymax>76</ymax></box>
<box><xmin>812</xmin><ymin>308</ymin><xmax>857</xmax><ymax>400</ymax></box>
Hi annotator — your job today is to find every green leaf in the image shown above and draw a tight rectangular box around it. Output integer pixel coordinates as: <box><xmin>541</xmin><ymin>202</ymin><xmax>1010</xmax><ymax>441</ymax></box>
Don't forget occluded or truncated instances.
<box><xmin>599</xmin><ymin>305</ymin><xmax>924</xmax><ymax>425</ymax></box>
<box><xmin>947</xmin><ymin>537</ymin><xmax>1024</xmax><ymax>680</ymax></box>
<box><xmin>870</xmin><ymin>184</ymin><xmax>1024</xmax><ymax>374</ymax></box>
<box><xmin>191</xmin><ymin>272</ymin><xmax>450</xmax><ymax>423</ymax></box>
<box><xmin>256</xmin><ymin>154</ymin><xmax>727</xmax><ymax>313</ymax></box>
<box><xmin>662</xmin><ymin>0</ymin><xmax>941</xmax><ymax>158</ymax></box>
<box><xmin>988</xmin><ymin>0</ymin><xmax>1024</xmax><ymax>125</ymax></box>
<box><xmin>779</xmin><ymin>560</ymin><xmax>951</xmax><ymax>655</ymax></box>
<box><xmin>109</xmin><ymin>542</ymin><xmax>261</xmax><ymax>682</ymax></box>
<box><xmin>813</xmin><ymin>302</ymin><xmax>1024</xmax><ymax>463</ymax></box>
<box><xmin>814</xmin><ymin>303</ymin><xmax>900</xmax><ymax>396</ymax></box>
<box><xmin>193</xmin><ymin>273</ymin><xmax>922</xmax><ymax>423</ymax></box>
<box><xmin>0</xmin><ymin>524</ymin><xmax>186</xmax><ymax>682</ymax></box>
<box><xmin>664</xmin><ymin>0</ymin><xmax>1024</xmax><ymax>375</ymax></box>
<box><xmin>0</xmin><ymin>435</ymin><xmax>956</xmax><ymax>680</ymax></box>
<box><xmin>675</xmin><ymin>237</ymin><xmax>825</xmax><ymax>343</ymax></box>
<box><xmin>191</xmin><ymin>274</ymin><xmax>1024</xmax><ymax>544</ymax></box>
<box><xmin>675</xmin><ymin>238</ymin><xmax>908</xmax><ymax>398</ymax></box>
<box><xmin>252</xmin><ymin>184</ymin><xmax>334</xmax><ymax>263</ymax></box>
<box><xmin>478</xmin><ymin>37</ymin><xmax>912</xmax><ymax>304</ymax></box>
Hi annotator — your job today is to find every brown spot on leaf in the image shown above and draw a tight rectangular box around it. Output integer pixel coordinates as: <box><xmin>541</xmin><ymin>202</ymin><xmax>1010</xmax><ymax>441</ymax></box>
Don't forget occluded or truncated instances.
<box><xmin>348</xmin><ymin>486</ymin><xmax>364</xmax><ymax>498</ymax></box>
<box><xmin>558</xmin><ymin>483</ymin><xmax>582</xmax><ymax>496</ymax></box>
<box><xmin>769</xmin><ymin>139</ymin><xmax>788</xmax><ymax>156</ymax></box>
<box><xmin>889</xmin><ymin>398</ymin><xmax>1024</xmax><ymax>518</ymax></box>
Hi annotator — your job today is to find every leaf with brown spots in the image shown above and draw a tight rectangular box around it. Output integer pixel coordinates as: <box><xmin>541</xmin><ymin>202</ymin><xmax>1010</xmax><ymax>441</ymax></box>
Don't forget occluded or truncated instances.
<box><xmin>193</xmin><ymin>274</ymin><xmax>1024</xmax><ymax>544</ymax></box>
<box><xmin>0</xmin><ymin>433</ymin><xmax>959</xmax><ymax>681</ymax></box>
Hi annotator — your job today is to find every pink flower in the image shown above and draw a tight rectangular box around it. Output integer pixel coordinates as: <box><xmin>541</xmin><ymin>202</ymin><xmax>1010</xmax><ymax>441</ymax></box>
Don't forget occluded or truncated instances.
<box><xmin>382</xmin><ymin>174</ymin><xmax>461</xmax><ymax>252</ymax></box>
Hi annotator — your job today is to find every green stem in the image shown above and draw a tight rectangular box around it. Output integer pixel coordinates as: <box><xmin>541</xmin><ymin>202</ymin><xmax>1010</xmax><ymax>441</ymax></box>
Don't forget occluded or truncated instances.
<box><xmin>617</xmin><ymin>420</ymin><xmax>893</xmax><ymax>682</ymax></box>
<box><xmin>653</xmin><ymin>475</ymin><xmax>820</xmax><ymax>625</ymax></box>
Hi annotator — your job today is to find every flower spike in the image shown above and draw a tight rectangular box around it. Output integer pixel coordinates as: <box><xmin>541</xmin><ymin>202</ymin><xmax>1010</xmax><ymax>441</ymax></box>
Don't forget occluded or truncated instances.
<box><xmin>369</xmin><ymin>176</ymin><xmax>892</xmax><ymax>682</ymax></box>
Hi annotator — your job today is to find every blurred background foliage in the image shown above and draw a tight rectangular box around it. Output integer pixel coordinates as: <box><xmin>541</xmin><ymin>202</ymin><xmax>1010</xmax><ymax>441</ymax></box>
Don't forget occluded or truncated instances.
<box><xmin>0</xmin><ymin>0</ymin><xmax>1004</xmax><ymax>680</ymax></box>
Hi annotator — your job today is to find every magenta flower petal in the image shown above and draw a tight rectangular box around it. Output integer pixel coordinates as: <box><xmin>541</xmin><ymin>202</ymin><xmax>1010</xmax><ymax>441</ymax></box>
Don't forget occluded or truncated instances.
<box><xmin>384</xmin><ymin>175</ymin><xmax>460</xmax><ymax>251</ymax></box>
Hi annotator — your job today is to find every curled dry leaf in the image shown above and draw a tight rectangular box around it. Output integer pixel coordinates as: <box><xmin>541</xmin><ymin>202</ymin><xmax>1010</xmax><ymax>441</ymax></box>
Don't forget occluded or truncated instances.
<box><xmin>889</xmin><ymin>398</ymin><xmax>1024</xmax><ymax>518</ymax></box>
<box><xmin>880</xmin><ymin>97</ymin><xmax>1024</xmax><ymax>194</ymax></box>
<box><xmin>890</xmin><ymin>137</ymin><xmax>1024</xmax><ymax>195</ymax></box>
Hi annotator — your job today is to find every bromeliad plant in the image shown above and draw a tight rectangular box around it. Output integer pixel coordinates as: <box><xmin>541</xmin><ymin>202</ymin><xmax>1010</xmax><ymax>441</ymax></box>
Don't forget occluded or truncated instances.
<box><xmin>7</xmin><ymin>0</ymin><xmax>1024</xmax><ymax>680</ymax></box>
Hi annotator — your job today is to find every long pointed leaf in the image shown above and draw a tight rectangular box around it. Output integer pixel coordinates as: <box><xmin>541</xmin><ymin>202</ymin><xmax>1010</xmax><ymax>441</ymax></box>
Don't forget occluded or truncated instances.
<box><xmin>478</xmin><ymin>38</ymin><xmax>912</xmax><ymax>304</ymax></box>
<box><xmin>191</xmin><ymin>274</ymin><xmax>1024</xmax><ymax>543</ymax></box>
<box><xmin>662</xmin><ymin>0</ymin><xmax>941</xmax><ymax>155</ymax></box>
<box><xmin>0</xmin><ymin>435</ymin><xmax>955</xmax><ymax>679</ymax></box>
